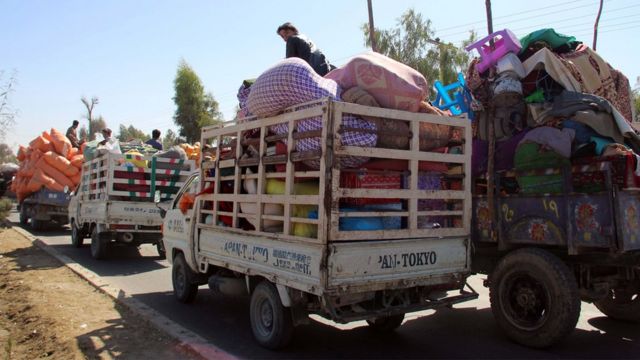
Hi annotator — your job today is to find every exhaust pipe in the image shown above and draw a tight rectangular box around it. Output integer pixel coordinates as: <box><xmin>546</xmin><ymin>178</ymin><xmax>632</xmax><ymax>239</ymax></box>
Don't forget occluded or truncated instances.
<box><xmin>208</xmin><ymin>275</ymin><xmax>247</xmax><ymax>297</ymax></box>
<box><xmin>121</xmin><ymin>232</ymin><xmax>134</xmax><ymax>243</ymax></box>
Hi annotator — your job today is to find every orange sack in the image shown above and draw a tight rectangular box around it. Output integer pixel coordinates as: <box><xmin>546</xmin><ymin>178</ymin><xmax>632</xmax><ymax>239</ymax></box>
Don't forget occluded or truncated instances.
<box><xmin>29</xmin><ymin>148</ymin><xmax>43</xmax><ymax>163</ymax></box>
<box><xmin>42</xmin><ymin>130</ymin><xmax>52</xmax><ymax>141</ymax></box>
<box><xmin>70</xmin><ymin>154</ymin><xmax>84</xmax><ymax>168</ymax></box>
<box><xmin>17</xmin><ymin>146</ymin><xmax>28</xmax><ymax>161</ymax></box>
<box><xmin>35</xmin><ymin>158</ymin><xmax>75</xmax><ymax>189</ymax></box>
<box><xmin>29</xmin><ymin>135</ymin><xmax>53</xmax><ymax>153</ymax></box>
<box><xmin>67</xmin><ymin>147</ymin><xmax>78</xmax><ymax>159</ymax></box>
<box><xmin>27</xmin><ymin>177</ymin><xmax>43</xmax><ymax>193</ymax></box>
<box><xmin>43</xmin><ymin>151</ymin><xmax>78</xmax><ymax>177</ymax></box>
<box><xmin>50</xmin><ymin>128</ymin><xmax>72</xmax><ymax>158</ymax></box>
<box><xmin>21</xmin><ymin>159</ymin><xmax>36</xmax><ymax>178</ymax></box>
<box><xmin>32</xmin><ymin>168</ymin><xmax>64</xmax><ymax>192</ymax></box>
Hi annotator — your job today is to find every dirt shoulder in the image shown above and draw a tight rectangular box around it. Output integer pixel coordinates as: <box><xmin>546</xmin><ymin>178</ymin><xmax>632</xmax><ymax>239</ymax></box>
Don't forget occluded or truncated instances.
<box><xmin>0</xmin><ymin>227</ymin><xmax>200</xmax><ymax>360</ymax></box>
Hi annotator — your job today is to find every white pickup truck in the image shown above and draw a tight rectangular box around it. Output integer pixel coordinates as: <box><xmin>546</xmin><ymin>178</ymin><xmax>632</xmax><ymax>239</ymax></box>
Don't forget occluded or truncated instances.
<box><xmin>68</xmin><ymin>151</ymin><xmax>194</xmax><ymax>259</ymax></box>
<box><xmin>162</xmin><ymin>99</ymin><xmax>476</xmax><ymax>349</ymax></box>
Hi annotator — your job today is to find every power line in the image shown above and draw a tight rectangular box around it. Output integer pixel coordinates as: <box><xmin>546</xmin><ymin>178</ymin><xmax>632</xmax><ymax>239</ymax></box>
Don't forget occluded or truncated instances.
<box><xmin>503</xmin><ymin>14</ymin><xmax>640</xmax><ymax>35</ymax></box>
<box><xmin>436</xmin><ymin>0</ymin><xmax>591</xmax><ymax>32</ymax></box>
<box><xmin>438</xmin><ymin>3</ymin><xmax>640</xmax><ymax>39</ymax></box>
<box><xmin>446</xmin><ymin>12</ymin><xmax>639</xmax><ymax>44</ymax></box>
<box><xmin>571</xmin><ymin>23</ymin><xmax>640</xmax><ymax>37</ymax></box>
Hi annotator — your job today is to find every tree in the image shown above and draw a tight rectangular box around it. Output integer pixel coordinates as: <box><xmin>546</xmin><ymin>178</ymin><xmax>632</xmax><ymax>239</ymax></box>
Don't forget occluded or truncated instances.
<box><xmin>78</xmin><ymin>116</ymin><xmax>108</xmax><ymax>141</ymax></box>
<box><xmin>634</xmin><ymin>77</ymin><xmax>639</xmax><ymax>122</ymax></box>
<box><xmin>173</xmin><ymin>60</ymin><xmax>223</xmax><ymax>143</ymax></box>
<box><xmin>362</xmin><ymin>9</ymin><xmax>476</xmax><ymax>86</ymax></box>
<box><xmin>117</xmin><ymin>124</ymin><xmax>149</xmax><ymax>142</ymax></box>
<box><xmin>81</xmin><ymin>96</ymin><xmax>99</xmax><ymax>136</ymax></box>
<box><xmin>0</xmin><ymin>70</ymin><xmax>17</xmax><ymax>142</ymax></box>
<box><xmin>0</xmin><ymin>143</ymin><xmax>17</xmax><ymax>164</ymax></box>
<box><xmin>162</xmin><ymin>129</ymin><xmax>184</xmax><ymax>149</ymax></box>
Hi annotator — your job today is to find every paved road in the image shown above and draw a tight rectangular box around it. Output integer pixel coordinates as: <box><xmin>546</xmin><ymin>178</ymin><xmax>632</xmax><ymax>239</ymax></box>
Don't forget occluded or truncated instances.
<box><xmin>9</xmin><ymin>210</ymin><xmax>640</xmax><ymax>359</ymax></box>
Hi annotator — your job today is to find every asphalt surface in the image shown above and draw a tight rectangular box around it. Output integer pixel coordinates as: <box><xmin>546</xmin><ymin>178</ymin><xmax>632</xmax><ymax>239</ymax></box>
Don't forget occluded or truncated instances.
<box><xmin>8</xmin><ymin>210</ymin><xmax>640</xmax><ymax>359</ymax></box>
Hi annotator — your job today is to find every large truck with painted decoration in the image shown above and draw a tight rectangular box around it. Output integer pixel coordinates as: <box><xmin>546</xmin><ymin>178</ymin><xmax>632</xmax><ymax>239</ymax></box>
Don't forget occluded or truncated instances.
<box><xmin>464</xmin><ymin>29</ymin><xmax>640</xmax><ymax>348</ymax></box>
<box><xmin>161</xmin><ymin>98</ymin><xmax>478</xmax><ymax>349</ymax></box>
<box><xmin>470</xmin><ymin>154</ymin><xmax>640</xmax><ymax>348</ymax></box>
<box><xmin>68</xmin><ymin>151</ymin><xmax>194</xmax><ymax>259</ymax></box>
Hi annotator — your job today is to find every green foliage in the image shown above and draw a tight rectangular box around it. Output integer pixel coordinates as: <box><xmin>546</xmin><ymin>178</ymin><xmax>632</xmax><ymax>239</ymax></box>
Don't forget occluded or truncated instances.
<box><xmin>172</xmin><ymin>60</ymin><xmax>223</xmax><ymax>143</ymax></box>
<box><xmin>0</xmin><ymin>198</ymin><xmax>12</xmax><ymax>222</ymax></box>
<box><xmin>162</xmin><ymin>129</ymin><xmax>185</xmax><ymax>149</ymax></box>
<box><xmin>362</xmin><ymin>8</ymin><xmax>476</xmax><ymax>86</ymax></box>
<box><xmin>117</xmin><ymin>124</ymin><xmax>149</xmax><ymax>142</ymax></box>
<box><xmin>78</xmin><ymin>116</ymin><xmax>108</xmax><ymax>141</ymax></box>
<box><xmin>0</xmin><ymin>143</ymin><xmax>17</xmax><ymax>164</ymax></box>
<box><xmin>633</xmin><ymin>88</ymin><xmax>639</xmax><ymax>122</ymax></box>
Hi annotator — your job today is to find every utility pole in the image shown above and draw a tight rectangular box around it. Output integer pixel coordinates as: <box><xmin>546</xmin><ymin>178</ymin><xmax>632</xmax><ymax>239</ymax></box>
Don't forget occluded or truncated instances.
<box><xmin>593</xmin><ymin>0</ymin><xmax>604</xmax><ymax>50</ymax></box>
<box><xmin>367</xmin><ymin>0</ymin><xmax>378</xmax><ymax>52</ymax></box>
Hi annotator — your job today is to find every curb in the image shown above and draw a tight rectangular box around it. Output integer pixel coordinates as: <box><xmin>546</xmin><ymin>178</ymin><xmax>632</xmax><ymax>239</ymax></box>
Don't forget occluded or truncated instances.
<box><xmin>12</xmin><ymin>225</ymin><xmax>237</xmax><ymax>360</ymax></box>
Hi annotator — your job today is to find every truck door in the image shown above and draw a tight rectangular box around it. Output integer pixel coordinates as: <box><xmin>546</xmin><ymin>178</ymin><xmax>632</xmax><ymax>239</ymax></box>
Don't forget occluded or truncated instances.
<box><xmin>162</xmin><ymin>173</ymin><xmax>200</xmax><ymax>260</ymax></box>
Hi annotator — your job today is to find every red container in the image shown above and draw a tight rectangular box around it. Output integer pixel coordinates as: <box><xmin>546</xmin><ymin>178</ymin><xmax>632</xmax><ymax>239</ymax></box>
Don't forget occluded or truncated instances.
<box><xmin>340</xmin><ymin>171</ymin><xmax>403</xmax><ymax>205</ymax></box>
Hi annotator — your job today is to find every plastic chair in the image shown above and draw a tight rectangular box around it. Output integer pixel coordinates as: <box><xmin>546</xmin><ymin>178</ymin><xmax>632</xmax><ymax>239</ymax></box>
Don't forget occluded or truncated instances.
<box><xmin>433</xmin><ymin>73</ymin><xmax>472</xmax><ymax>117</ymax></box>
<box><xmin>465</xmin><ymin>29</ymin><xmax>522</xmax><ymax>74</ymax></box>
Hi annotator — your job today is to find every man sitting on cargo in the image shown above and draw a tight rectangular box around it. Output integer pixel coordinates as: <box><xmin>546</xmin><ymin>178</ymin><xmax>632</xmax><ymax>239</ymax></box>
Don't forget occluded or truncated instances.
<box><xmin>276</xmin><ymin>22</ymin><xmax>335</xmax><ymax>76</ymax></box>
<box><xmin>66</xmin><ymin>120</ymin><xmax>81</xmax><ymax>148</ymax></box>
<box><xmin>145</xmin><ymin>129</ymin><xmax>163</xmax><ymax>151</ymax></box>
<box><xmin>99</xmin><ymin>128</ymin><xmax>112</xmax><ymax>146</ymax></box>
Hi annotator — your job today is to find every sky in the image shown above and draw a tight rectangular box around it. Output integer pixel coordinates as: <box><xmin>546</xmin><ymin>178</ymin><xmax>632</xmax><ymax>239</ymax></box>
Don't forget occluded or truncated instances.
<box><xmin>1</xmin><ymin>0</ymin><xmax>638</xmax><ymax>153</ymax></box>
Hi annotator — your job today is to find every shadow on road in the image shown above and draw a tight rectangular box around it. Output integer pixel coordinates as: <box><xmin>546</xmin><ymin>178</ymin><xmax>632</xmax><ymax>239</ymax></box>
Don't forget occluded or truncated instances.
<box><xmin>13</xmin><ymin>220</ymin><xmax>167</xmax><ymax>276</ymax></box>
<box><xmin>130</xmin><ymin>288</ymin><xmax>640</xmax><ymax>359</ymax></box>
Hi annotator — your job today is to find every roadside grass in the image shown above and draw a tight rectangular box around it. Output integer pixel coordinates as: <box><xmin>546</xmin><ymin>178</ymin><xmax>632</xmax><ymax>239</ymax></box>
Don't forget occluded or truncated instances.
<box><xmin>0</xmin><ymin>198</ymin><xmax>12</xmax><ymax>225</ymax></box>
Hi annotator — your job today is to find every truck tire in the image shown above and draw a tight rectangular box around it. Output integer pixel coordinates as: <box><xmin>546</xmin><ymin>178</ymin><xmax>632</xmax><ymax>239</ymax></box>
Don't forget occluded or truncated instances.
<box><xmin>172</xmin><ymin>253</ymin><xmax>198</xmax><ymax>303</ymax></box>
<box><xmin>594</xmin><ymin>285</ymin><xmax>640</xmax><ymax>323</ymax></box>
<box><xmin>71</xmin><ymin>222</ymin><xmax>84</xmax><ymax>248</ymax></box>
<box><xmin>489</xmin><ymin>248</ymin><xmax>580</xmax><ymax>348</ymax></box>
<box><xmin>366</xmin><ymin>314</ymin><xmax>405</xmax><ymax>332</ymax></box>
<box><xmin>249</xmin><ymin>281</ymin><xmax>294</xmax><ymax>350</ymax></box>
<box><xmin>90</xmin><ymin>227</ymin><xmax>109</xmax><ymax>260</ymax></box>
<box><xmin>31</xmin><ymin>218</ymin><xmax>45</xmax><ymax>231</ymax></box>
<box><xmin>19</xmin><ymin>205</ymin><xmax>28</xmax><ymax>226</ymax></box>
<box><xmin>156</xmin><ymin>241</ymin><xmax>166</xmax><ymax>260</ymax></box>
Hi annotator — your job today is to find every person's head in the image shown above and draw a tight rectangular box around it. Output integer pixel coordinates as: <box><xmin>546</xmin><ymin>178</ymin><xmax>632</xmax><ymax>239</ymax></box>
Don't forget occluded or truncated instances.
<box><xmin>152</xmin><ymin>129</ymin><xmax>161</xmax><ymax>139</ymax></box>
<box><xmin>277</xmin><ymin>22</ymin><xmax>298</xmax><ymax>42</ymax></box>
<box><xmin>101</xmin><ymin>128</ymin><xmax>112</xmax><ymax>138</ymax></box>
<box><xmin>72</xmin><ymin>120</ymin><xmax>79</xmax><ymax>128</ymax></box>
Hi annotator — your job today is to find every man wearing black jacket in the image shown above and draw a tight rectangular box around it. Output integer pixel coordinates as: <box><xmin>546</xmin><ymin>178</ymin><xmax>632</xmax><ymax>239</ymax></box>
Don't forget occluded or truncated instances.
<box><xmin>276</xmin><ymin>22</ymin><xmax>335</xmax><ymax>76</ymax></box>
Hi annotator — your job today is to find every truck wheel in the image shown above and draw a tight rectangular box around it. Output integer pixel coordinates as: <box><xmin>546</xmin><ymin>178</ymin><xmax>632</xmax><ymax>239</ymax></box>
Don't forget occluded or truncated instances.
<box><xmin>156</xmin><ymin>241</ymin><xmax>166</xmax><ymax>260</ymax></box>
<box><xmin>172</xmin><ymin>253</ymin><xmax>198</xmax><ymax>303</ymax></box>
<box><xmin>366</xmin><ymin>314</ymin><xmax>405</xmax><ymax>332</ymax></box>
<box><xmin>19</xmin><ymin>205</ymin><xmax>28</xmax><ymax>225</ymax></box>
<box><xmin>90</xmin><ymin>227</ymin><xmax>109</xmax><ymax>260</ymax></box>
<box><xmin>31</xmin><ymin>218</ymin><xmax>45</xmax><ymax>231</ymax></box>
<box><xmin>250</xmin><ymin>281</ymin><xmax>294</xmax><ymax>350</ymax></box>
<box><xmin>71</xmin><ymin>222</ymin><xmax>84</xmax><ymax>248</ymax></box>
<box><xmin>594</xmin><ymin>284</ymin><xmax>640</xmax><ymax>323</ymax></box>
<box><xmin>489</xmin><ymin>248</ymin><xmax>580</xmax><ymax>348</ymax></box>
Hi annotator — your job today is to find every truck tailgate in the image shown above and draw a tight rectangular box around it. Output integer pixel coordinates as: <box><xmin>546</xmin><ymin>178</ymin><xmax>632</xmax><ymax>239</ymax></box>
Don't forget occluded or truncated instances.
<box><xmin>198</xmin><ymin>228</ymin><xmax>324</xmax><ymax>293</ymax></box>
<box><xmin>327</xmin><ymin>237</ymin><xmax>469</xmax><ymax>291</ymax></box>
<box><xmin>107</xmin><ymin>202</ymin><xmax>163</xmax><ymax>225</ymax></box>
<box><xmin>80</xmin><ymin>201</ymin><xmax>163</xmax><ymax>226</ymax></box>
